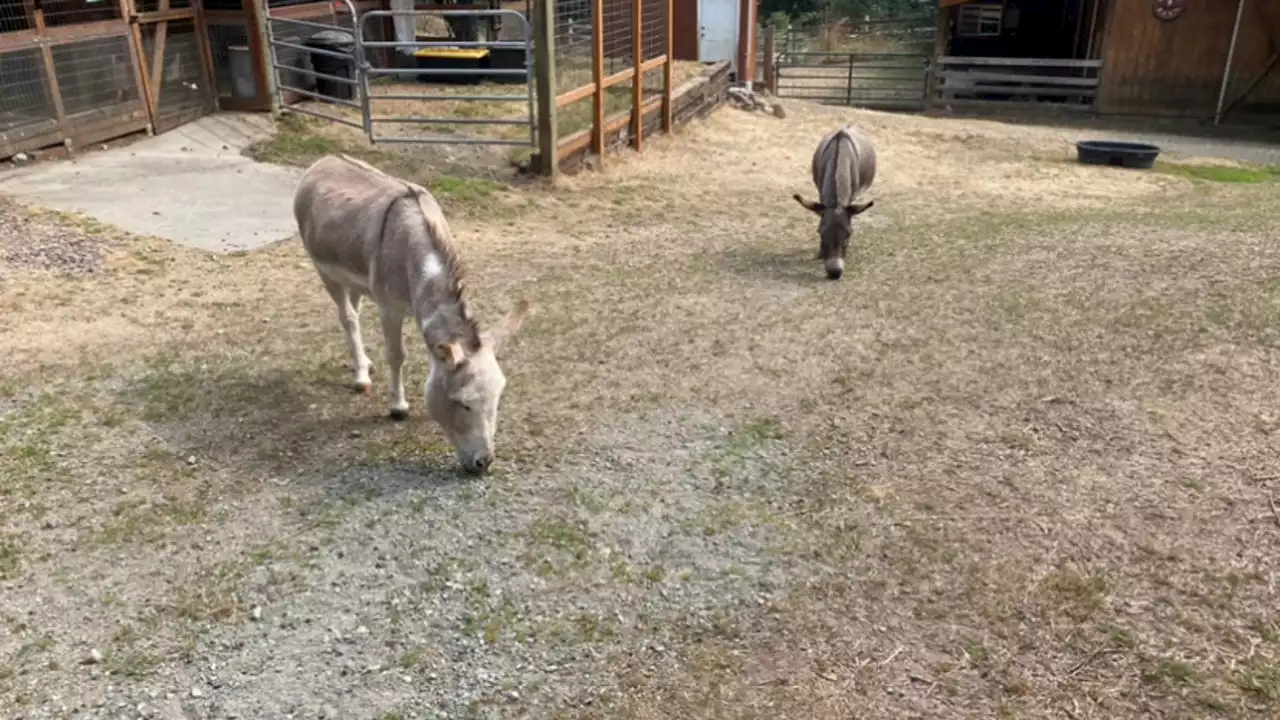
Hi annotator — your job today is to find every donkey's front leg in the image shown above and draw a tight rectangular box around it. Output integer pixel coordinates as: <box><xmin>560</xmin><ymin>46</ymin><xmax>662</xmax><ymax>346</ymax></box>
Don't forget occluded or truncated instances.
<box><xmin>379</xmin><ymin>308</ymin><xmax>410</xmax><ymax>421</ymax></box>
<box><xmin>321</xmin><ymin>276</ymin><xmax>373</xmax><ymax>392</ymax></box>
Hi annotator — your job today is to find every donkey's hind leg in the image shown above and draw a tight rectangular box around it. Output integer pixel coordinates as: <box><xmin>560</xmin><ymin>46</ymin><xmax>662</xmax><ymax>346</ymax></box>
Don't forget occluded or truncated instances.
<box><xmin>378</xmin><ymin>306</ymin><xmax>410</xmax><ymax>421</ymax></box>
<box><xmin>320</xmin><ymin>274</ymin><xmax>373</xmax><ymax>393</ymax></box>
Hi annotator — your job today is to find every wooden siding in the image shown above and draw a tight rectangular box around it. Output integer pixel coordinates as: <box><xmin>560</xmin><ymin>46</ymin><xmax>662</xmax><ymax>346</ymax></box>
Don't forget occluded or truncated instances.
<box><xmin>1097</xmin><ymin>0</ymin><xmax>1280</xmax><ymax>117</ymax></box>
<box><xmin>673</xmin><ymin>0</ymin><xmax>697</xmax><ymax>61</ymax></box>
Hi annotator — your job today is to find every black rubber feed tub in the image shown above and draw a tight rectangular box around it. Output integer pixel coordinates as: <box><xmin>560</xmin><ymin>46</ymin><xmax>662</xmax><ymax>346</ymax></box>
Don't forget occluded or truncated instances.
<box><xmin>1076</xmin><ymin>140</ymin><xmax>1162</xmax><ymax>169</ymax></box>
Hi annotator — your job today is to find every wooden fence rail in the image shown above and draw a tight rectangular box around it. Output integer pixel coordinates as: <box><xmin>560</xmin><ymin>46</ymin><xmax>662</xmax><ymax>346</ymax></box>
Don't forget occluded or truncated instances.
<box><xmin>537</xmin><ymin>0</ymin><xmax>673</xmax><ymax>177</ymax></box>
<box><xmin>934</xmin><ymin>55</ymin><xmax>1104</xmax><ymax>111</ymax></box>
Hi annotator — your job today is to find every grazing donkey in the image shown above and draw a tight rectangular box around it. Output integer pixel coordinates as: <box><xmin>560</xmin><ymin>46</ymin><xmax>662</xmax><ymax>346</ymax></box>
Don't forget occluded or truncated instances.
<box><xmin>294</xmin><ymin>154</ymin><xmax>531</xmax><ymax>475</ymax></box>
<box><xmin>793</xmin><ymin>125</ymin><xmax>877</xmax><ymax>280</ymax></box>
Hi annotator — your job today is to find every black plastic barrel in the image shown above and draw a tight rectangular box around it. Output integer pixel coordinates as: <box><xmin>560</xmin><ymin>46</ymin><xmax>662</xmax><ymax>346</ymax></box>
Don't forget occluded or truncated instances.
<box><xmin>305</xmin><ymin>30</ymin><xmax>356</xmax><ymax>101</ymax></box>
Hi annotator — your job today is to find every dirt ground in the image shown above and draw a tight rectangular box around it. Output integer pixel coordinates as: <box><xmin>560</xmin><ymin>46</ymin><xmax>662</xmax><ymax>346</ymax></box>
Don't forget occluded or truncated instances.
<box><xmin>2</xmin><ymin>99</ymin><xmax>1280</xmax><ymax>719</ymax></box>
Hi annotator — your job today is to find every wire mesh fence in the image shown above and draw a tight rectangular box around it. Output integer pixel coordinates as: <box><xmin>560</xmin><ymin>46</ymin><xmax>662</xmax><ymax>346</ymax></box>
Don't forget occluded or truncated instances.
<box><xmin>0</xmin><ymin>48</ymin><xmax>55</xmax><ymax>138</ymax></box>
<box><xmin>40</xmin><ymin>0</ymin><xmax>123</xmax><ymax>29</ymax></box>
<box><xmin>206</xmin><ymin>20</ymin><xmax>259</xmax><ymax>104</ymax></box>
<box><xmin>140</xmin><ymin>19</ymin><xmax>216</xmax><ymax>130</ymax></box>
<box><xmin>0</xmin><ymin>16</ymin><xmax>150</xmax><ymax>159</ymax></box>
<box><xmin>551</xmin><ymin>0</ymin><xmax>671</xmax><ymax>165</ymax></box>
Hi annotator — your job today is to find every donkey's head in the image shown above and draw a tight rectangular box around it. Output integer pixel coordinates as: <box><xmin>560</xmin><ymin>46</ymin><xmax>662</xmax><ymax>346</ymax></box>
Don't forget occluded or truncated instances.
<box><xmin>793</xmin><ymin>194</ymin><xmax>875</xmax><ymax>280</ymax></box>
<box><xmin>424</xmin><ymin>300</ymin><xmax>532</xmax><ymax>475</ymax></box>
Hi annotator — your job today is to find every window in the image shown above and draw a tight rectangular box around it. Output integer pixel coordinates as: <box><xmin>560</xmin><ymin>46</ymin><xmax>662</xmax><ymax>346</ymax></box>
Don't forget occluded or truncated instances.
<box><xmin>956</xmin><ymin>3</ymin><xmax>1003</xmax><ymax>38</ymax></box>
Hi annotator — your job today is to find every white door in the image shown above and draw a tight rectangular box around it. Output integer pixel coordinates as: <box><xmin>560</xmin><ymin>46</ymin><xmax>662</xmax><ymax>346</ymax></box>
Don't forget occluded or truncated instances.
<box><xmin>699</xmin><ymin>0</ymin><xmax>739</xmax><ymax>69</ymax></box>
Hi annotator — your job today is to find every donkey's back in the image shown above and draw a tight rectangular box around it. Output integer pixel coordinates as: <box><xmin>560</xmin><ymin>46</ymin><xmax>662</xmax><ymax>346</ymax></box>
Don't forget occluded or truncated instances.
<box><xmin>812</xmin><ymin>125</ymin><xmax>877</xmax><ymax>206</ymax></box>
<box><xmin>294</xmin><ymin>154</ymin><xmax>418</xmax><ymax>295</ymax></box>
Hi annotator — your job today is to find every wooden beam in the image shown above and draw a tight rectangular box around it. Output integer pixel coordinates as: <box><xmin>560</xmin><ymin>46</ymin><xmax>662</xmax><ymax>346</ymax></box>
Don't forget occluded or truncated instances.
<box><xmin>631</xmin><ymin>0</ymin><xmax>643</xmax><ymax>152</ymax></box>
<box><xmin>1223</xmin><ymin>51</ymin><xmax>1280</xmax><ymax>116</ymax></box>
<box><xmin>267</xmin><ymin>0</ymin><xmax>380</xmax><ymax>20</ymax></box>
<box><xmin>937</xmin><ymin>55</ymin><xmax>1103</xmax><ymax>68</ymax></box>
<box><xmin>32</xmin><ymin>8</ymin><xmax>69</xmax><ymax>145</ymax></box>
<box><xmin>761</xmin><ymin>24</ymin><xmax>776</xmax><ymax>95</ymax></box>
<box><xmin>193</xmin><ymin>1</ymin><xmax>217</xmax><ymax>110</ymax></box>
<box><xmin>148</xmin><ymin>0</ymin><xmax>171</xmax><ymax>116</ymax></box>
<box><xmin>0</xmin><ymin>20</ymin><xmax>129</xmax><ymax>52</ymax></box>
<box><xmin>533</xmin><ymin>0</ymin><xmax>558</xmax><ymax>177</ymax></box>
<box><xmin>242</xmin><ymin>0</ymin><xmax>274</xmax><ymax>110</ymax></box>
<box><xmin>936</xmin><ymin>70</ymin><xmax>1099</xmax><ymax>86</ymax></box>
<box><xmin>556</xmin><ymin>81</ymin><xmax>596</xmax><ymax>108</ymax></box>
<box><xmin>132</xmin><ymin>8</ymin><xmax>198</xmax><ymax>22</ymax></box>
<box><xmin>942</xmin><ymin>84</ymin><xmax>1097</xmax><ymax>97</ymax></box>
<box><xmin>662</xmin><ymin>0</ymin><xmax>672</xmax><ymax>131</ymax></box>
<box><xmin>591</xmin><ymin>0</ymin><xmax>604</xmax><ymax>158</ymax></box>
<box><xmin>555</xmin><ymin>56</ymin><xmax>665</xmax><ymax>107</ymax></box>
<box><xmin>120</xmin><ymin>0</ymin><xmax>157</xmax><ymax>131</ymax></box>
<box><xmin>117</xmin><ymin>0</ymin><xmax>154</xmax><ymax>133</ymax></box>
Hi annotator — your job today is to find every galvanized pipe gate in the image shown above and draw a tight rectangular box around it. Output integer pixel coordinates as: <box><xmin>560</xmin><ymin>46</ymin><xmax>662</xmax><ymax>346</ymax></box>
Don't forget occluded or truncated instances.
<box><xmin>263</xmin><ymin>1</ymin><xmax>537</xmax><ymax>148</ymax></box>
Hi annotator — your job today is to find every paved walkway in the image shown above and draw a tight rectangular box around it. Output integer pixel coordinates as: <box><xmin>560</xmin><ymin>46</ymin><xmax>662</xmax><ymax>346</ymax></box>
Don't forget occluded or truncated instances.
<box><xmin>0</xmin><ymin>113</ymin><xmax>301</xmax><ymax>253</ymax></box>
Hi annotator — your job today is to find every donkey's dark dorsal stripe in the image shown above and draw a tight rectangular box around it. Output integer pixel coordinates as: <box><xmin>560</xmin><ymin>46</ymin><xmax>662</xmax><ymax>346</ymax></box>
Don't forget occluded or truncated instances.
<box><xmin>802</xmin><ymin>125</ymin><xmax>878</xmax><ymax>280</ymax></box>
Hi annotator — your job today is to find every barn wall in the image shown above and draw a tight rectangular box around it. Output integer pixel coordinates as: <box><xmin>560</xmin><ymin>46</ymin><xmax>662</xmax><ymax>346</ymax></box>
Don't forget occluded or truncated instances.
<box><xmin>673</xmin><ymin>0</ymin><xmax>698</xmax><ymax>61</ymax></box>
<box><xmin>1097</xmin><ymin>0</ymin><xmax>1280</xmax><ymax>117</ymax></box>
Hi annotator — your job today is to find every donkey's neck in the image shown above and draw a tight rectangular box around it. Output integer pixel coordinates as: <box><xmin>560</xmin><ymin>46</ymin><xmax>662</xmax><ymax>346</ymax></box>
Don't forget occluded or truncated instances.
<box><xmin>406</xmin><ymin>236</ymin><xmax>479</xmax><ymax>350</ymax></box>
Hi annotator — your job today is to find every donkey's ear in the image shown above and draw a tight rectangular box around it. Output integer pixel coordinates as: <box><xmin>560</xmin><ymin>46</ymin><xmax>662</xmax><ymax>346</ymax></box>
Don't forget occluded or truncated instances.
<box><xmin>487</xmin><ymin>299</ymin><xmax>533</xmax><ymax>355</ymax></box>
<box><xmin>845</xmin><ymin>200</ymin><xmax>875</xmax><ymax>216</ymax></box>
<box><xmin>793</xmin><ymin>194</ymin><xmax>824</xmax><ymax>214</ymax></box>
<box><xmin>431</xmin><ymin>341</ymin><xmax>467</xmax><ymax>368</ymax></box>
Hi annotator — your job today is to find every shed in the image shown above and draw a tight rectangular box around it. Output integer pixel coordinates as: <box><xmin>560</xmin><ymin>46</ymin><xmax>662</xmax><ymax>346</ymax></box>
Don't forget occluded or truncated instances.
<box><xmin>670</xmin><ymin>0</ymin><xmax>756</xmax><ymax>81</ymax></box>
<box><xmin>933</xmin><ymin>0</ymin><xmax>1280</xmax><ymax>121</ymax></box>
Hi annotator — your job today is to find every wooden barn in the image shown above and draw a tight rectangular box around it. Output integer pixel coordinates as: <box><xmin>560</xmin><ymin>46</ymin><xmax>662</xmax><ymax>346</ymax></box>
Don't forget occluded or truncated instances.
<box><xmin>671</xmin><ymin>0</ymin><xmax>757</xmax><ymax>80</ymax></box>
<box><xmin>934</xmin><ymin>0</ymin><xmax>1280</xmax><ymax>122</ymax></box>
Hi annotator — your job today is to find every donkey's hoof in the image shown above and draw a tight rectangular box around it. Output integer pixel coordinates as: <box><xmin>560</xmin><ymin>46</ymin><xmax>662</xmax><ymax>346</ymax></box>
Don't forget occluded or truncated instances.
<box><xmin>389</xmin><ymin>408</ymin><xmax>409</xmax><ymax>422</ymax></box>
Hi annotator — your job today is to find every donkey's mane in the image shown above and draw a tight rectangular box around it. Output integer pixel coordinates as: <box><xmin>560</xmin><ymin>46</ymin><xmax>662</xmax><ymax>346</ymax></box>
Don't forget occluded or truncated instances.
<box><xmin>338</xmin><ymin>154</ymin><xmax>482</xmax><ymax>349</ymax></box>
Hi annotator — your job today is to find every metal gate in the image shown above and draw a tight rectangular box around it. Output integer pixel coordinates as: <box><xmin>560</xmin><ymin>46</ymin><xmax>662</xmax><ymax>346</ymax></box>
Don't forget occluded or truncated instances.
<box><xmin>263</xmin><ymin>2</ymin><xmax>535</xmax><ymax>147</ymax></box>
<box><xmin>775</xmin><ymin>14</ymin><xmax>936</xmax><ymax>111</ymax></box>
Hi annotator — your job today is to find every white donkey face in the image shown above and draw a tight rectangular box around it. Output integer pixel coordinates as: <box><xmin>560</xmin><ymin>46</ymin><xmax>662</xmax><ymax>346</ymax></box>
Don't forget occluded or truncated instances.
<box><xmin>424</xmin><ymin>301</ymin><xmax>531</xmax><ymax>474</ymax></box>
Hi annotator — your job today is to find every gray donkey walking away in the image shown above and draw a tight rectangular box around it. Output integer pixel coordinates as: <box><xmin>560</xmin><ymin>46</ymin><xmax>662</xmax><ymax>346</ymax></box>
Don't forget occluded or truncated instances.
<box><xmin>793</xmin><ymin>125</ymin><xmax>877</xmax><ymax>280</ymax></box>
<box><xmin>294</xmin><ymin>154</ymin><xmax>531</xmax><ymax>475</ymax></box>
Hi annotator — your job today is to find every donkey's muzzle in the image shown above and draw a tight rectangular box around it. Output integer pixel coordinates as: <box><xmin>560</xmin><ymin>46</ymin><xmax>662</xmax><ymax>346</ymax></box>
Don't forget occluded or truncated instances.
<box><xmin>826</xmin><ymin>267</ymin><xmax>844</xmax><ymax>280</ymax></box>
<box><xmin>463</xmin><ymin>454</ymin><xmax>492</xmax><ymax>475</ymax></box>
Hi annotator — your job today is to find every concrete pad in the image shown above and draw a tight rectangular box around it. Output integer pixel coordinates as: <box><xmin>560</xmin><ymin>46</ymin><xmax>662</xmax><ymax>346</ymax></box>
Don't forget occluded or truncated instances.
<box><xmin>0</xmin><ymin>113</ymin><xmax>301</xmax><ymax>253</ymax></box>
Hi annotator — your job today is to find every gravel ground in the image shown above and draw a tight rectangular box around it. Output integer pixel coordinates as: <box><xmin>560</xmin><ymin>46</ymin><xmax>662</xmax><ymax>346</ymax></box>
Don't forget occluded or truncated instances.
<box><xmin>0</xmin><ymin>199</ymin><xmax>116</xmax><ymax>277</ymax></box>
<box><xmin>3</xmin><ymin>101</ymin><xmax>1280</xmax><ymax>719</ymax></box>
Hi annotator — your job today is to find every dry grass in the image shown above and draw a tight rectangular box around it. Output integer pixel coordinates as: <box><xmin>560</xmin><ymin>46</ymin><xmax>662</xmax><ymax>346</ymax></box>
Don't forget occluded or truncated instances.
<box><xmin>3</xmin><ymin>99</ymin><xmax>1280</xmax><ymax>717</ymax></box>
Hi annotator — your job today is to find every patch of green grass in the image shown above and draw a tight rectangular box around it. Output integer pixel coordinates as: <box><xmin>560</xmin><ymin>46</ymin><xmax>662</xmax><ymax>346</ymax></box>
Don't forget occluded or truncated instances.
<box><xmin>527</xmin><ymin>516</ymin><xmax>594</xmax><ymax>561</ymax></box>
<box><xmin>247</xmin><ymin>114</ymin><xmax>345</xmax><ymax>166</ymax></box>
<box><xmin>1234</xmin><ymin>663</ymin><xmax>1280</xmax><ymax>702</ymax></box>
<box><xmin>396</xmin><ymin>646</ymin><xmax>430</xmax><ymax>668</ymax></box>
<box><xmin>1143</xmin><ymin>657</ymin><xmax>1197</xmax><ymax>685</ymax></box>
<box><xmin>964</xmin><ymin>640</ymin><xmax>991</xmax><ymax>665</ymax></box>
<box><xmin>428</xmin><ymin>175</ymin><xmax>506</xmax><ymax>203</ymax></box>
<box><xmin>1040</xmin><ymin>568</ymin><xmax>1109</xmax><ymax>621</ymax></box>
<box><xmin>105</xmin><ymin>649</ymin><xmax>161</xmax><ymax>678</ymax></box>
<box><xmin>720</xmin><ymin>417</ymin><xmax>786</xmax><ymax>459</ymax></box>
<box><xmin>1157</xmin><ymin>161</ymin><xmax>1280</xmax><ymax>184</ymax></box>
<box><xmin>0</xmin><ymin>537</ymin><xmax>21</xmax><ymax>579</ymax></box>
<box><xmin>1255</xmin><ymin>617</ymin><xmax>1280</xmax><ymax>644</ymax></box>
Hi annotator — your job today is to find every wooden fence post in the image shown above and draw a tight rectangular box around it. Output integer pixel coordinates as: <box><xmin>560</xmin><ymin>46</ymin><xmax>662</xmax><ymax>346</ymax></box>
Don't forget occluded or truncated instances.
<box><xmin>533</xmin><ymin>0</ymin><xmax>558</xmax><ymax>178</ymax></box>
<box><xmin>591</xmin><ymin>0</ymin><xmax>604</xmax><ymax>158</ymax></box>
<box><xmin>662</xmin><ymin>0</ymin><xmax>673</xmax><ymax>132</ymax></box>
<box><xmin>631</xmin><ymin>0</ymin><xmax>643</xmax><ymax>152</ymax></box>
<box><xmin>762</xmin><ymin>25</ymin><xmax>776</xmax><ymax>94</ymax></box>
